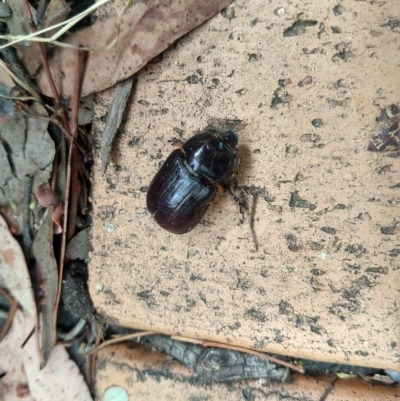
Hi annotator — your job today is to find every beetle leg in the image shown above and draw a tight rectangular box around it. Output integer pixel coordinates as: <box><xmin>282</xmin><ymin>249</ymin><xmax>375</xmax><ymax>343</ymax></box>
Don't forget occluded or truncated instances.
<box><xmin>168</xmin><ymin>137</ymin><xmax>184</xmax><ymax>147</ymax></box>
<box><xmin>220</xmin><ymin>183</ymin><xmax>247</xmax><ymax>215</ymax></box>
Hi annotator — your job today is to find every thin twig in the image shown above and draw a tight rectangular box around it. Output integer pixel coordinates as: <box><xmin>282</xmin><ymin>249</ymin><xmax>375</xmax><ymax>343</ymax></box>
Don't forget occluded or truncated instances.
<box><xmin>77</xmin><ymin>160</ymin><xmax>88</xmax><ymax>208</ymax></box>
<box><xmin>66</xmin><ymin>49</ymin><xmax>85</xmax><ymax>240</ymax></box>
<box><xmin>0</xmin><ymin>0</ymin><xmax>111</xmax><ymax>50</ymax></box>
<box><xmin>53</xmin><ymin>50</ymin><xmax>85</xmax><ymax>338</ymax></box>
<box><xmin>67</xmin><ymin>150</ymin><xmax>80</xmax><ymax>240</ymax></box>
<box><xmin>22</xmin><ymin>0</ymin><xmax>67</xmax><ymax>126</ymax></box>
<box><xmin>22</xmin><ymin>176</ymin><xmax>33</xmax><ymax>256</ymax></box>
<box><xmin>172</xmin><ymin>335</ymin><xmax>305</xmax><ymax>374</ymax></box>
<box><xmin>0</xmin><ymin>93</ymin><xmax>38</xmax><ymax>101</ymax></box>
<box><xmin>319</xmin><ymin>371</ymin><xmax>339</xmax><ymax>401</ymax></box>
<box><xmin>84</xmin><ymin>331</ymin><xmax>157</xmax><ymax>356</ymax></box>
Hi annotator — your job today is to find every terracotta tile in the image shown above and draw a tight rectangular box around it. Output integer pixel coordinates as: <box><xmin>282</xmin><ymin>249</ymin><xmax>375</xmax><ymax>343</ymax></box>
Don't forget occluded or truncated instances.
<box><xmin>89</xmin><ymin>0</ymin><xmax>400</xmax><ymax>388</ymax></box>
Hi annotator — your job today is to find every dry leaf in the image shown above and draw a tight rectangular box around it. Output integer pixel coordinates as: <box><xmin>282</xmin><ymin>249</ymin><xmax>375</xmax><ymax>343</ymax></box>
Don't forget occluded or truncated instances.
<box><xmin>24</xmin><ymin>342</ymin><xmax>93</xmax><ymax>401</ymax></box>
<box><xmin>66</xmin><ymin>227</ymin><xmax>90</xmax><ymax>260</ymax></box>
<box><xmin>0</xmin><ymin>102</ymin><xmax>55</xmax><ymax>232</ymax></box>
<box><xmin>31</xmin><ymin>209</ymin><xmax>58</xmax><ymax>365</ymax></box>
<box><xmin>0</xmin><ymin>309</ymin><xmax>93</xmax><ymax>401</ymax></box>
<box><xmin>37</xmin><ymin>0</ymin><xmax>233</xmax><ymax>97</ymax></box>
<box><xmin>5</xmin><ymin>0</ymin><xmax>34</xmax><ymax>48</ymax></box>
<box><xmin>0</xmin><ymin>310</ymin><xmax>36</xmax><ymax>401</ymax></box>
<box><xmin>0</xmin><ymin>68</ymin><xmax>15</xmax><ymax>88</ymax></box>
<box><xmin>0</xmin><ymin>214</ymin><xmax>42</xmax><ymax>383</ymax></box>
<box><xmin>21</xmin><ymin>0</ymin><xmax>71</xmax><ymax>76</ymax></box>
<box><xmin>53</xmin><ymin>202</ymin><xmax>64</xmax><ymax>234</ymax></box>
<box><xmin>36</xmin><ymin>184</ymin><xmax>60</xmax><ymax>207</ymax></box>
<box><xmin>0</xmin><ymin>214</ymin><xmax>36</xmax><ymax>318</ymax></box>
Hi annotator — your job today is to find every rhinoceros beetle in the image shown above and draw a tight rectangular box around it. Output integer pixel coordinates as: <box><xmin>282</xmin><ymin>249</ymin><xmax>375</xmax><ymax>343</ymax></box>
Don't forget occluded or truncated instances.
<box><xmin>146</xmin><ymin>130</ymin><xmax>244</xmax><ymax>234</ymax></box>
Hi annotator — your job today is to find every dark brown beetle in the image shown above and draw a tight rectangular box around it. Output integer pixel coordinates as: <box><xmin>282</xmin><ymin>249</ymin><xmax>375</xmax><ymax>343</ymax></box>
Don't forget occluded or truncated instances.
<box><xmin>146</xmin><ymin>130</ymin><xmax>243</xmax><ymax>234</ymax></box>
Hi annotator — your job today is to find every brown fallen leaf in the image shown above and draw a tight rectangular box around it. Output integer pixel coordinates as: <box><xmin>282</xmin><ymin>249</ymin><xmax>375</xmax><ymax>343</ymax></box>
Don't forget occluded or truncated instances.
<box><xmin>0</xmin><ymin>213</ymin><xmax>42</xmax><ymax>369</ymax></box>
<box><xmin>21</xmin><ymin>0</ymin><xmax>71</xmax><ymax>76</ymax></box>
<box><xmin>0</xmin><ymin>309</ymin><xmax>93</xmax><ymax>401</ymax></box>
<box><xmin>36</xmin><ymin>0</ymin><xmax>233</xmax><ymax>97</ymax></box>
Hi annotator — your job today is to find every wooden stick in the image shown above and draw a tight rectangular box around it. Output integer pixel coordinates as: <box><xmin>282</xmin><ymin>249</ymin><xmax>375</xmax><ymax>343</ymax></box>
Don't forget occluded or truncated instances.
<box><xmin>172</xmin><ymin>335</ymin><xmax>305</xmax><ymax>374</ymax></box>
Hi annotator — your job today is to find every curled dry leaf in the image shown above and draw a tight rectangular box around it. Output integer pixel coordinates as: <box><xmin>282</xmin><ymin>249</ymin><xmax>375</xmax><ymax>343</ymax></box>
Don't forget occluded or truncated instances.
<box><xmin>0</xmin><ymin>309</ymin><xmax>93</xmax><ymax>401</ymax></box>
<box><xmin>37</xmin><ymin>0</ymin><xmax>234</xmax><ymax>97</ymax></box>
<box><xmin>36</xmin><ymin>184</ymin><xmax>60</xmax><ymax>207</ymax></box>
<box><xmin>53</xmin><ymin>202</ymin><xmax>64</xmax><ymax>234</ymax></box>
<box><xmin>34</xmin><ymin>184</ymin><xmax>64</xmax><ymax>234</ymax></box>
